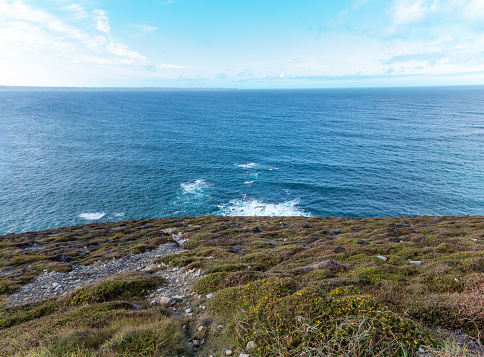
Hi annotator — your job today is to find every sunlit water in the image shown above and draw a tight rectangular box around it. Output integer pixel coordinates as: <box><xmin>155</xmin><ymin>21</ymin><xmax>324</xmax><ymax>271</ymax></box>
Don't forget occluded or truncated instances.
<box><xmin>1</xmin><ymin>87</ymin><xmax>484</xmax><ymax>234</ymax></box>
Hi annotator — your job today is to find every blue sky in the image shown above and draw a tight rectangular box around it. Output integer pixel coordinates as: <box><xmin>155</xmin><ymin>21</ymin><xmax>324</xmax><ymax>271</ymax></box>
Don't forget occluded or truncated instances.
<box><xmin>1</xmin><ymin>0</ymin><xmax>484</xmax><ymax>88</ymax></box>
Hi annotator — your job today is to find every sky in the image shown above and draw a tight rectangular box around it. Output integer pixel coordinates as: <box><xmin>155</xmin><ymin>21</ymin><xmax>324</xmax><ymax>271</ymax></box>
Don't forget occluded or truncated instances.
<box><xmin>1</xmin><ymin>0</ymin><xmax>484</xmax><ymax>88</ymax></box>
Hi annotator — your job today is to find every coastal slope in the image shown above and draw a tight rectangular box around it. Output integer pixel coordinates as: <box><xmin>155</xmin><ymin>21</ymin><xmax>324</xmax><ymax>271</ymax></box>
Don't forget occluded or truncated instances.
<box><xmin>1</xmin><ymin>216</ymin><xmax>484</xmax><ymax>356</ymax></box>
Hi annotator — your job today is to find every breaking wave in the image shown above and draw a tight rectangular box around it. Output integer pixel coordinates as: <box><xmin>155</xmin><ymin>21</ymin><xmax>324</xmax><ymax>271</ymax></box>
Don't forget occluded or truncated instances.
<box><xmin>219</xmin><ymin>198</ymin><xmax>309</xmax><ymax>217</ymax></box>
<box><xmin>79</xmin><ymin>212</ymin><xmax>105</xmax><ymax>220</ymax></box>
<box><xmin>180</xmin><ymin>179</ymin><xmax>211</xmax><ymax>195</ymax></box>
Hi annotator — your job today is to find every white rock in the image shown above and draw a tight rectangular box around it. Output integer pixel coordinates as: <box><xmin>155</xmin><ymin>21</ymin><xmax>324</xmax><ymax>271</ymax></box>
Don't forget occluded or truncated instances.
<box><xmin>246</xmin><ymin>341</ymin><xmax>256</xmax><ymax>350</ymax></box>
<box><xmin>158</xmin><ymin>297</ymin><xmax>172</xmax><ymax>307</ymax></box>
<box><xmin>408</xmin><ymin>260</ymin><xmax>422</xmax><ymax>265</ymax></box>
<box><xmin>377</xmin><ymin>255</ymin><xmax>387</xmax><ymax>261</ymax></box>
<box><xmin>206</xmin><ymin>293</ymin><xmax>213</xmax><ymax>299</ymax></box>
<box><xmin>225</xmin><ymin>349</ymin><xmax>233</xmax><ymax>356</ymax></box>
<box><xmin>239</xmin><ymin>354</ymin><xmax>250</xmax><ymax>357</ymax></box>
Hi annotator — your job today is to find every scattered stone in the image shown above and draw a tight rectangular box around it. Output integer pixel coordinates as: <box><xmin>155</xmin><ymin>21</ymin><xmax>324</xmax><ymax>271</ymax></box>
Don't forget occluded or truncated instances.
<box><xmin>6</xmin><ymin>240</ymin><xmax>185</xmax><ymax>307</ymax></box>
<box><xmin>261</xmin><ymin>239</ymin><xmax>280</xmax><ymax>246</ymax></box>
<box><xmin>192</xmin><ymin>339</ymin><xmax>200</xmax><ymax>346</ymax></box>
<box><xmin>158</xmin><ymin>297</ymin><xmax>172</xmax><ymax>307</ymax></box>
<box><xmin>408</xmin><ymin>260</ymin><xmax>422</xmax><ymax>265</ymax></box>
<box><xmin>377</xmin><ymin>255</ymin><xmax>387</xmax><ymax>262</ymax></box>
<box><xmin>206</xmin><ymin>293</ymin><xmax>213</xmax><ymax>299</ymax></box>
<box><xmin>311</xmin><ymin>259</ymin><xmax>349</xmax><ymax>271</ymax></box>
<box><xmin>326</xmin><ymin>229</ymin><xmax>341</xmax><ymax>235</ymax></box>
<box><xmin>225</xmin><ymin>349</ymin><xmax>233</xmax><ymax>356</ymax></box>
<box><xmin>239</xmin><ymin>354</ymin><xmax>250</xmax><ymax>357</ymax></box>
<box><xmin>217</xmin><ymin>325</ymin><xmax>224</xmax><ymax>331</ymax></box>
<box><xmin>246</xmin><ymin>341</ymin><xmax>256</xmax><ymax>351</ymax></box>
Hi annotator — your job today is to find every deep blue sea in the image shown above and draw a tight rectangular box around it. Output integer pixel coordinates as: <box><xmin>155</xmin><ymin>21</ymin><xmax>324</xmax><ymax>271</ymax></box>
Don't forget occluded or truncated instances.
<box><xmin>1</xmin><ymin>87</ymin><xmax>484</xmax><ymax>235</ymax></box>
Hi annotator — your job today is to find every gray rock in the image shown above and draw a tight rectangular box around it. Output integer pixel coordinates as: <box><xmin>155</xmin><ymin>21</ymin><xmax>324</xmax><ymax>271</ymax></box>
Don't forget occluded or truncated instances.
<box><xmin>408</xmin><ymin>260</ymin><xmax>422</xmax><ymax>265</ymax></box>
<box><xmin>239</xmin><ymin>354</ymin><xmax>250</xmax><ymax>357</ymax></box>
<box><xmin>377</xmin><ymin>255</ymin><xmax>387</xmax><ymax>261</ymax></box>
<box><xmin>225</xmin><ymin>349</ymin><xmax>233</xmax><ymax>356</ymax></box>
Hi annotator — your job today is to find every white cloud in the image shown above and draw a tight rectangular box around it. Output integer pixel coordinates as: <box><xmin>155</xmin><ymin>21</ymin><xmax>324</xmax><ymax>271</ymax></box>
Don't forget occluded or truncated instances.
<box><xmin>130</xmin><ymin>24</ymin><xmax>158</xmax><ymax>37</ymax></box>
<box><xmin>0</xmin><ymin>0</ymin><xmax>164</xmax><ymax>86</ymax></box>
<box><xmin>107</xmin><ymin>42</ymin><xmax>146</xmax><ymax>62</ymax></box>
<box><xmin>392</xmin><ymin>0</ymin><xmax>439</xmax><ymax>24</ymax></box>
<box><xmin>93</xmin><ymin>9</ymin><xmax>110</xmax><ymax>33</ymax></box>
<box><xmin>156</xmin><ymin>63</ymin><xmax>189</xmax><ymax>69</ymax></box>
<box><xmin>465</xmin><ymin>0</ymin><xmax>484</xmax><ymax>18</ymax></box>
<box><xmin>63</xmin><ymin>3</ymin><xmax>88</xmax><ymax>19</ymax></box>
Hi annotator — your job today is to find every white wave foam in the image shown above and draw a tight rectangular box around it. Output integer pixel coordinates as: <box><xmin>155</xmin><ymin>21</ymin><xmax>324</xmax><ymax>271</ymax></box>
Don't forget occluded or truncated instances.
<box><xmin>79</xmin><ymin>212</ymin><xmax>105</xmax><ymax>220</ymax></box>
<box><xmin>113</xmin><ymin>212</ymin><xmax>125</xmax><ymax>217</ymax></box>
<box><xmin>180</xmin><ymin>179</ymin><xmax>210</xmax><ymax>195</ymax></box>
<box><xmin>243</xmin><ymin>181</ymin><xmax>254</xmax><ymax>184</ymax></box>
<box><xmin>219</xmin><ymin>199</ymin><xmax>309</xmax><ymax>217</ymax></box>
<box><xmin>237</xmin><ymin>162</ymin><xmax>257</xmax><ymax>168</ymax></box>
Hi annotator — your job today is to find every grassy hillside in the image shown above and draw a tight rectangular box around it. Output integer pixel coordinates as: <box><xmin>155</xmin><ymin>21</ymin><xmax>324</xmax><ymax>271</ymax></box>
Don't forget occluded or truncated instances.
<box><xmin>1</xmin><ymin>216</ymin><xmax>484</xmax><ymax>356</ymax></box>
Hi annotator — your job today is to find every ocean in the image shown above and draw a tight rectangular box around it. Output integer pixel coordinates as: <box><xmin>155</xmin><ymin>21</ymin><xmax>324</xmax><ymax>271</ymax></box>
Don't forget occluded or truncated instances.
<box><xmin>1</xmin><ymin>87</ymin><xmax>483</xmax><ymax>235</ymax></box>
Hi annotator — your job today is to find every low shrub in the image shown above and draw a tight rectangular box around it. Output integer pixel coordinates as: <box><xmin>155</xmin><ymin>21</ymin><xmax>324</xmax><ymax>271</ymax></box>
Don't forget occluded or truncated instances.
<box><xmin>64</xmin><ymin>273</ymin><xmax>164</xmax><ymax>306</ymax></box>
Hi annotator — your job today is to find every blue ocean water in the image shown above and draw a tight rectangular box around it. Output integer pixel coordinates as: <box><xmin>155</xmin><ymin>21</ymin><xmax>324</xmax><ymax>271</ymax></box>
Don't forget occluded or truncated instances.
<box><xmin>1</xmin><ymin>87</ymin><xmax>484</xmax><ymax>235</ymax></box>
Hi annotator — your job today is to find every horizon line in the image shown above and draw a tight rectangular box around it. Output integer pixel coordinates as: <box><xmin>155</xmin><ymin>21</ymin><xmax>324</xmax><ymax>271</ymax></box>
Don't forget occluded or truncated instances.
<box><xmin>1</xmin><ymin>84</ymin><xmax>484</xmax><ymax>91</ymax></box>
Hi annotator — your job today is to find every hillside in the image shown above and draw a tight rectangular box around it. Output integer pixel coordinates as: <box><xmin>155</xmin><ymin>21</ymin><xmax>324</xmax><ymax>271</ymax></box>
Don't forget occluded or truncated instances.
<box><xmin>1</xmin><ymin>216</ymin><xmax>484</xmax><ymax>356</ymax></box>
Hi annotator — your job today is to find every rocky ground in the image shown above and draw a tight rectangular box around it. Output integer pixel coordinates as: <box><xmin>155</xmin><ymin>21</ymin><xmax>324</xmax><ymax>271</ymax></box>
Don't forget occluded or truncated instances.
<box><xmin>6</xmin><ymin>228</ymin><xmax>190</xmax><ymax>308</ymax></box>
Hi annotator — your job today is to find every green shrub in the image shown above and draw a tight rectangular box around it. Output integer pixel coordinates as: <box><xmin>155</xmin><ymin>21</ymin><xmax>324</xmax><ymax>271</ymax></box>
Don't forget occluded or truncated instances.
<box><xmin>65</xmin><ymin>273</ymin><xmax>164</xmax><ymax>306</ymax></box>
